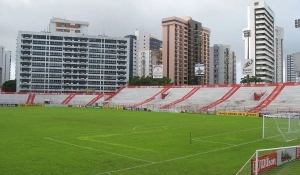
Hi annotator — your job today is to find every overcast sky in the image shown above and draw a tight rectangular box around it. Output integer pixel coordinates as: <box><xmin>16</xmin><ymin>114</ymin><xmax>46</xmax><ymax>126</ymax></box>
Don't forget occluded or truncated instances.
<box><xmin>0</xmin><ymin>0</ymin><xmax>300</xmax><ymax>82</ymax></box>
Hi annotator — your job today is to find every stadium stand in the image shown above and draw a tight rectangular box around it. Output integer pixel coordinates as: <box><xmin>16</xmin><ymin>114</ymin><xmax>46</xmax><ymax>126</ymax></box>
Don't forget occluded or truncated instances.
<box><xmin>0</xmin><ymin>94</ymin><xmax>28</xmax><ymax>104</ymax></box>
<box><xmin>34</xmin><ymin>94</ymin><xmax>69</xmax><ymax>104</ymax></box>
<box><xmin>177</xmin><ymin>87</ymin><xmax>232</xmax><ymax>110</ymax></box>
<box><xmin>159</xmin><ymin>87</ymin><xmax>200</xmax><ymax>109</ymax></box>
<box><xmin>108</xmin><ymin>87</ymin><xmax>164</xmax><ymax>106</ymax></box>
<box><xmin>214</xmin><ymin>86</ymin><xmax>276</xmax><ymax>112</ymax></box>
<box><xmin>67</xmin><ymin>94</ymin><xmax>98</xmax><ymax>105</ymax></box>
<box><xmin>1</xmin><ymin>83</ymin><xmax>300</xmax><ymax>113</ymax></box>
<box><xmin>87</xmin><ymin>94</ymin><xmax>104</xmax><ymax>106</ymax></box>
<box><xmin>26</xmin><ymin>94</ymin><xmax>36</xmax><ymax>104</ymax></box>
<box><xmin>199</xmin><ymin>86</ymin><xmax>240</xmax><ymax>111</ymax></box>
<box><xmin>61</xmin><ymin>94</ymin><xmax>76</xmax><ymax>104</ymax></box>
<box><xmin>248</xmin><ymin>84</ymin><xmax>284</xmax><ymax>112</ymax></box>
<box><xmin>131</xmin><ymin>87</ymin><xmax>170</xmax><ymax>108</ymax></box>
<box><xmin>264</xmin><ymin>85</ymin><xmax>300</xmax><ymax>113</ymax></box>
<box><xmin>146</xmin><ymin>88</ymin><xmax>193</xmax><ymax>109</ymax></box>
<box><xmin>104</xmin><ymin>86</ymin><xmax>125</xmax><ymax>101</ymax></box>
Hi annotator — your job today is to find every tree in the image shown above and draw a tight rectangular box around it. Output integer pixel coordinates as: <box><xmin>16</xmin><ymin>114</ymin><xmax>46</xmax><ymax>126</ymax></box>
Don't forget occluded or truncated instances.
<box><xmin>240</xmin><ymin>76</ymin><xmax>250</xmax><ymax>84</ymax></box>
<box><xmin>128</xmin><ymin>76</ymin><xmax>172</xmax><ymax>86</ymax></box>
<box><xmin>2</xmin><ymin>80</ymin><xmax>16</xmax><ymax>92</ymax></box>
<box><xmin>240</xmin><ymin>76</ymin><xmax>263</xmax><ymax>84</ymax></box>
<box><xmin>250</xmin><ymin>76</ymin><xmax>263</xmax><ymax>84</ymax></box>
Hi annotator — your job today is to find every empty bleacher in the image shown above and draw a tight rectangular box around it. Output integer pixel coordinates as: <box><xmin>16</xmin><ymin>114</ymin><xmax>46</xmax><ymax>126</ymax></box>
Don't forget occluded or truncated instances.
<box><xmin>214</xmin><ymin>86</ymin><xmax>275</xmax><ymax>111</ymax></box>
<box><xmin>68</xmin><ymin>95</ymin><xmax>97</xmax><ymax>105</ymax></box>
<box><xmin>0</xmin><ymin>94</ymin><xmax>28</xmax><ymax>104</ymax></box>
<box><xmin>175</xmin><ymin>87</ymin><xmax>232</xmax><ymax>110</ymax></box>
<box><xmin>108</xmin><ymin>88</ymin><xmax>164</xmax><ymax>106</ymax></box>
<box><xmin>266</xmin><ymin>85</ymin><xmax>300</xmax><ymax>113</ymax></box>
<box><xmin>146</xmin><ymin>88</ymin><xmax>193</xmax><ymax>109</ymax></box>
<box><xmin>34</xmin><ymin>94</ymin><xmax>69</xmax><ymax>104</ymax></box>
<box><xmin>1</xmin><ymin>83</ymin><xmax>299</xmax><ymax>113</ymax></box>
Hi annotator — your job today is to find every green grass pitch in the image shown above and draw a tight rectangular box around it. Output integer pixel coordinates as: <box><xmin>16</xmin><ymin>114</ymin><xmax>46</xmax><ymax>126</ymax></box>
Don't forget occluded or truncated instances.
<box><xmin>0</xmin><ymin>107</ymin><xmax>299</xmax><ymax>175</ymax></box>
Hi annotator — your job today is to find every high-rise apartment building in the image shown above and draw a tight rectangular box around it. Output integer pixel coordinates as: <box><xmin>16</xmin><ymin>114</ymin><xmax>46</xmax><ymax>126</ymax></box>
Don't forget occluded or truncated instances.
<box><xmin>0</xmin><ymin>46</ymin><xmax>4</xmax><ymax>85</ymax></box>
<box><xmin>275</xmin><ymin>26</ymin><xmax>284</xmax><ymax>83</ymax></box>
<box><xmin>286</xmin><ymin>53</ymin><xmax>300</xmax><ymax>82</ymax></box>
<box><xmin>162</xmin><ymin>17</ymin><xmax>188</xmax><ymax>85</ymax></box>
<box><xmin>49</xmin><ymin>17</ymin><xmax>89</xmax><ymax>34</ymax></box>
<box><xmin>162</xmin><ymin>16</ymin><xmax>210</xmax><ymax>85</ymax></box>
<box><xmin>0</xmin><ymin>46</ymin><xmax>11</xmax><ymax>86</ymax></box>
<box><xmin>150</xmin><ymin>36</ymin><xmax>162</xmax><ymax>67</ymax></box>
<box><xmin>16</xmin><ymin>19</ymin><xmax>129</xmax><ymax>93</ymax></box>
<box><xmin>243</xmin><ymin>0</ymin><xmax>275</xmax><ymax>83</ymax></box>
<box><xmin>201</xmin><ymin>27</ymin><xmax>211</xmax><ymax>85</ymax></box>
<box><xmin>135</xmin><ymin>29</ymin><xmax>151</xmax><ymax>77</ymax></box>
<box><xmin>125</xmin><ymin>31</ymin><xmax>162</xmax><ymax>78</ymax></box>
<box><xmin>3</xmin><ymin>51</ymin><xmax>11</xmax><ymax>83</ymax></box>
<box><xmin>150</xmin><ymin>37</ymin><xmax>162</xmax><ymax>50</ymax></box>
<box><xmin>209</xmin><ymin>44</ymin><xmax>236</xmax><ymax>85</ymax></box>
<box><xmin>124</xmin><ymin>35</ymin><xmax>138</xmax><ymax>78</ymax></box>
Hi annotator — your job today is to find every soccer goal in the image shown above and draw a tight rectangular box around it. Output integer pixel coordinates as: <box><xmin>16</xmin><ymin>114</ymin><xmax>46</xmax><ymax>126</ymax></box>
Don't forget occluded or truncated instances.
<box><xmin>262</xmin><ymin>113</ymin><xmax>300</xmax><ymax>142</ymax></box>
<box><xmin>236</xmin><ymin>145</ymin><xmax>300</xmax><ymax>175</ymax></box>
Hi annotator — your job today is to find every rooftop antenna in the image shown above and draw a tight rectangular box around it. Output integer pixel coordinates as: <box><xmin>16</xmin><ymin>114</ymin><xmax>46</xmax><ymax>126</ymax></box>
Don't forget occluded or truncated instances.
<box><xmin>103</xmin><ymin>27</ymin><xmax>106</xmax><ymax>37</ymax></box>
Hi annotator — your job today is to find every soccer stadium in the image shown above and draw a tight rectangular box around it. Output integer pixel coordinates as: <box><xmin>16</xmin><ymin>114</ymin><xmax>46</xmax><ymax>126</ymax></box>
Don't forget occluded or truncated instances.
<box><xmin>1</xmin><ymin>82</ymin><xmax>300</xmax><ymax>175</ymax></box>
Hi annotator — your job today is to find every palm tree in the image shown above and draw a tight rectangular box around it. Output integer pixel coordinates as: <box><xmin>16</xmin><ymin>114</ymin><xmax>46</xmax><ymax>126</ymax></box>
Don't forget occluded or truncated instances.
<box><xmin>240</xmin><ymin>76</ymin><xmax>251</xmax><ymax>84</ymax></box>
<box><xmin>250</xmin><ymin>76</ymin><xmax>263</xmax><ymax>84</ymax></box>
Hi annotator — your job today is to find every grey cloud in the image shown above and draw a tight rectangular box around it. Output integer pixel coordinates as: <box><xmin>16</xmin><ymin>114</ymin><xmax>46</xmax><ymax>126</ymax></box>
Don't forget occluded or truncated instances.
<box><xmin>0</xmin><ymin>0</ymin><xmax>299</xmax><ymax>81</ymax></box>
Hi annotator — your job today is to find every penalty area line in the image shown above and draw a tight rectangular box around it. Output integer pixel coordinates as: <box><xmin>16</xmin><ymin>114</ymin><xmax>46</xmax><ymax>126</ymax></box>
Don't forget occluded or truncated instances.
<box><xmin>192</xmin><ymin>127</ymin><xmax>262</xmax><ymax>140</ymax></box>
<box><xmin>95</xmin><ymin>138</ymin><xmax>263</xmax><ymax>175</ymax></box>
<box><xmin>191</xmin><ymin>139</ymin><xmax>236</xmax><ymax>146</ymax></box>
<box><xmin>44</xmin><ymin>137</ymin><xmax>154</xmax><ymax>164</ymax></box>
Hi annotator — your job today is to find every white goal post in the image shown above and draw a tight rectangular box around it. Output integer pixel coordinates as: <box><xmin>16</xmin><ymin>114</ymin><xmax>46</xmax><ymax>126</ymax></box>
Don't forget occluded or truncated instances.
<box><xmin>262</xmin><ymin>113</ymin><xmax>300</xmax><ymax>142</ymax></box>
<box><xmin>236</xmin><ymin>145</ymin><xmax>300</xmax><ymax>175</ymax></box>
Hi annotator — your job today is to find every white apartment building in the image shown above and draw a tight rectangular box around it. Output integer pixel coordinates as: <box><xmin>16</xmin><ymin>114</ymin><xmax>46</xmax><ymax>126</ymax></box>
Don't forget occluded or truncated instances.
<box><xmin>16</xmin><ymin>31</ymin><xmax>129</xmax><ymax>93</ymax></box>
<box><xmin>275</xmin><ymin>26</ymin><xmax>284</xmax><ymax>83</ymax></box>
<box><xmin>124</xmin><ymin>35</ymin><xmax>138</xmax><ymax>78</ymax></box>
<box><xmin>243</xmin><ymin>0</ymin><xmax>275</xmax><ymax>83</ymax></box>
<box><xmin>134</xmin><ymin>29</ymin><xmax>151</xmax><ymax>77</ymax></box>
<box><xmin>209</xmin><ymin>44</ymin><xmax>236</xmax><ymax>85</ymax></box>
<box><xmin>49</xmin><ymin>17</ymin><xmax>89</xmax><ymax>34</ymax></box>
<box><xmin>0</xmin><ymin>46</ymin><xmax>4</xmax><ymax>85</ymax></box>
<box><xmin>286</xmin><ymin>53</ymin><xmax>300</xmax><ymax>82</ymax></box>
<box><xmin>3</xmin><ymin>51</ymin><xmax>11</xmax><ymax>83</ymax></box>
<box><xmin>0</xmin><ymin>46</ymin><xmax>11</xmax><ymax>86</ymax></box>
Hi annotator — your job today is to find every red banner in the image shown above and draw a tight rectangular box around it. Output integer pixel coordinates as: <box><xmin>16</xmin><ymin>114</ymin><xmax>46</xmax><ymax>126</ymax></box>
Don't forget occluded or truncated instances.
<box><xmin>297</xmin><ymin>146</ymin><xmax>300</xmax><ymax>159</ymax></box>
<box><xmin>251</xmin><ymin>152</ymin><xmax>277</xmax><ymax>175</ymax></box>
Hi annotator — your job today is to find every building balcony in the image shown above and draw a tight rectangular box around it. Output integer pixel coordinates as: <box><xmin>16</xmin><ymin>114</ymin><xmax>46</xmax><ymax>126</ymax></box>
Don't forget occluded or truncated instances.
<box><xmin>256</xmin><ymin>40</ymin><xmax>273</xmax><ymax>48</ymax></box>
<box><xmin>256</xmin><ymin>50</ymin><xmax>273</xmax><ymax>57</ymax></box>
<box><xmin>256</xmin><ymin>56</ymin><xmax>274</xmax><ymax>63</ymax></box>
<box><xmin>256</xmin><ymin>70</ymin><xmax>274</xmax><ymax>77</ymax></box>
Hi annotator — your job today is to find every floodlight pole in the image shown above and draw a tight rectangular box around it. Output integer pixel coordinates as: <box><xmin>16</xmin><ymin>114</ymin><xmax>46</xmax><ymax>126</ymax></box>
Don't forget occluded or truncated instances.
<box><xmin>244</xmin><ymin>30</ymin><xmax>251</xmax><ymax>84</ymax></box>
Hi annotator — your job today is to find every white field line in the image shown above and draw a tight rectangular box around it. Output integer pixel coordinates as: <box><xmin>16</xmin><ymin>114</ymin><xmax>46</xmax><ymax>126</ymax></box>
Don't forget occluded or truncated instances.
<box><xmin>192</xmin><ymin>127</ymin><xmax>262</xmax><ymax>140</ymax></box>
<box><xmin>50</xmin><ymin>121</ymin><xmax>236</xmax><ymax>138</ymax></box>
<box><xmin>132</xmin><ymin>120</ymin><xmax>237</xmax><ymax>131</ymax></box>
<box><xmin>44</xmin><ymin>137</ymin><xmax>154</xmax><ymax>164</ymax></box>
<box><xmin>94</xmin><ymin>163</ymin><xmax>154</xmax><ymax>175</ymax></box>
<box><xmin>132</xmin><ymin>122</ymin><xmax>213</xmax><ymax>131</ymax></box>
<box><xmin>96</xmin><ymin>138</ymin><xmax>263</xmax><ymax>175</ymax></box>
<box><xmin>191</xmin><ymin>139</ymin><xmax>236</xmax><ymax>146</ymax></box>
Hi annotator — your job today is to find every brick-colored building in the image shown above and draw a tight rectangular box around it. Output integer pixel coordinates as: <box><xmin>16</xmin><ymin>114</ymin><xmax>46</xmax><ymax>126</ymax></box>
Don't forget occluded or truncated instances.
<box><xmin>162</xmin><ymin>16</ymin><xmax>210</xmax><ymax>85</ymax></box>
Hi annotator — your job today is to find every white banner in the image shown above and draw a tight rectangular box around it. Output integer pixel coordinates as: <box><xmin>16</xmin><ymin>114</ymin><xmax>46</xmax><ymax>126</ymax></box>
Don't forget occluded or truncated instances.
<box><xmin>153</xmin><ymin>65</ymin><xmax>163</xmax><ymax>78</ymax></box>
<box><xmin>195</xmin><ymin>63</ymin><xmax>205</xmax><ymax>76</ymax></box>
<box><xmin>277</xmin><ymin>147</ymin><xmax>297</xmax><ymax>166</ymax></box>
<box><xmin>242</xmin><ymin>59</ymin><xmax>254</xmax><ymax>76</ymax></box>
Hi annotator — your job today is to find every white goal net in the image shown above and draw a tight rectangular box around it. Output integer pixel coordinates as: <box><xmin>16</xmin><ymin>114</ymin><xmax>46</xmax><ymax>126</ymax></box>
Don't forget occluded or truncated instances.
<box><xmin>262</xmin><ymin>113</ymin><xmax>300</xmax><ymax>142</ymax></box>
<box><xmin>236</xmin><ymin>145</ymin><xmax>300</xmax><ymax>175</ymax></box>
